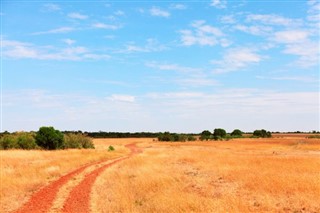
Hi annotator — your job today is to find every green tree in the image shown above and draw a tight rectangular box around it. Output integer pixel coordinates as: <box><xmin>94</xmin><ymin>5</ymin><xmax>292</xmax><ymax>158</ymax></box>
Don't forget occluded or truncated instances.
<box><xmin>213</xmin><ymin>128</ymin><xmax>227</xmax><ymax>139</ymax></box>
<box><xmin>35</xmin><ymin>127</ymin><xmax>64</xmax><ymax>150</ymax></box>
<box><xmin>17</xmin><ymin>133</ymin><xmax>37</xmax><ymax>149</ymax></box>
<box><xmin>230</xmin><ymin>129</ymin><xmax>243</xmax><ymax>138</ymax></box>
<box><xmin>200</xmin><ymin>130</ymin><xmax>211</xmax><ymax>141</ymax></box>
<box><xmin>253</xmin><ymin>129</ymin><xmax>272</xmax><ymax>138</ymax></box>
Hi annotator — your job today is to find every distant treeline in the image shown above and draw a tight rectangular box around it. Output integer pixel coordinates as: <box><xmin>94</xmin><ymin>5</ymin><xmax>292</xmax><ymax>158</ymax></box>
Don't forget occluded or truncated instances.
<box><xmin>63</xmin><ymin>131</ymin><xmax>161</xmax><ymax>138</ymax></box>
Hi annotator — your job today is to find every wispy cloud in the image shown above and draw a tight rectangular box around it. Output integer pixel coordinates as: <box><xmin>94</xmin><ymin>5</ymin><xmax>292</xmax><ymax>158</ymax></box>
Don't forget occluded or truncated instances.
<box><xmin>234</xmin><ymin>24</ymin><xmax>273</xmax><ymax>36</ymax></box>
<box><xmin>120</xmin><ymin>38</ymin><xmax>167</xmax><ymax>53</ymax></box>
<box><xmin>150</xmin><ymin>7</ymin><xmax>170</xmax><ymax>17</ymax></box>
<box><xmin>68</xmin><ymin>12</ymin><xmax>88</xmax><ymax>20</ymax></box>
<box><xmin>170</xmin><ymin>4</ymin><xmax>187</xmax><ymax>10</ymax></box>
<box><xmin>92</xmin><ymin>23</ymin><xmax>121</xmax><ymax>30</ymax></box>
<box><xmin>146</xmin><ymin>61</ymin><xmax>201</xmax><ymax>73</ymax></box>
<box><xmin>220</xmin><ymin>15</ymin><xmax>236</xmax><ymax>24</ymax></box>
<box><xmin>110</xmin><ymin>94</ymin><xmax>135</xmax><ymax>103</ymax></box>
<box><xmin>273</xmin><ymin>30</ymin><xmax>310</xmax><ymax>43</ymax></box>
<box><xmin>210</xmin><ymin>0</ymin><xmax>227</xmax><ymax>9</ymax></box>
<box><xmin>307</xmin><ymin>0</ymin><xmax>320</xmax><ymax>23</ymax></box>
<box><xmin>2</xmin><ymin>39</ymin><xmax>110</xmax><ymax>61</ymax></box>
<box><xmin>32</xmin><ymin>27</ymin><xmax>75</xmax><ymax>35</ymax></box>
<box><xmin>246</xmin><ymin>14</ymin><xmax>302</xmax><ymax>26</ymax></box>
<box><xmin>176</xmin><ymin>77</ymin><xmax>219</xmax><ymax>87</ymax></box>
<box><xmin>256</xmin><ymin>75</ymin><xmax>318</xmax><ymax>83</ymax></box>
<box><xmin>42</xmin><ymin>3</ymin><xmax>61</xmax><ymax>12</ymax></box>
<box><xmin>62</xmin><ymin>39</ymin><xmax>76</xmax><ymax>45</ymax></box>
<box><xmin>180</xmin><ymin>20</ymin><xmax>230</xmax><ymax>47</ymax></box>
<box><xmin>212</xmin><ymin>47</ymin><xmax>263</xmax><ymax>73</ymax></box>
<box><xmin>282</xmin><ymin>41</ymin><xmax>319</xmax><ymax>68</ymax></box>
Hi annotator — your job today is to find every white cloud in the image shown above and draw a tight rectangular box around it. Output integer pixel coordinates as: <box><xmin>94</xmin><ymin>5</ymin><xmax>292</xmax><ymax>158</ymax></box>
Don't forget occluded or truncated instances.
<box><xmin>246</xmin><ymin>14</ymin><xmax>302</xmax><ymax>26</ymax></box>
<box><xmin>146</xmin><ymin>61</ymin><xmax>201</xmax><ymax>73</ymax></box>
<box><xmin>210</xmin><ymin>0</ymin><xmax>227</xmax><ymax>9</ymax></box>
<box><xmin>68</xmin><ymin>12</ymin><xmax>88</xmax><ymax>20</ymax></box>
<box><xmin>282</xmin><ymin>41</ymin><xmax>319</xmax><ymax>67</ymax></box>
<box><xmin>180</xmin><ymin>20</ymin><xmax>229</xmax><ymax>47</ymax></box>
<box><xmin>170</xmin><ymin>4</ymin><xmax>187</xmax><ymax>10</ymax></box>
<box><xmin>2</xmin><ymin>39</ymin><xmax>110</xmax><ymax>61</ymax></box>
<box><xmin>120</xmin><ymin>38</ymin><xmax>167</xmax><ymax>53</ymax></box>
<box><xmin>273</xmin><ymin>30</ymin><xmax>309</xmax><ymax>43</ymax></box>
<box><xmin>110</xmin><ymin>94</ymin><xmax>135</xmax><ymax>103</ymax></box>
<box><xmin>32</xmin><ymin>27</ymin><xmax>75</xmax><ymax>35</ymax></box>
<box><xmin>92</xmin><ymin>23</ymin><xmax>121</xmax><ymax>30</ymax></box>
<box><xmin>43</xmin><ymin>3</ymin><xmax>61</xmax><ymax>11</ymax></box>
<box><xmin>256</xmin><ymin>75</ymin><xmax>318</xmax><ymax>83</ymax></box>
<box><xmin>220</xmin><ymin>15</ymin><xmax>236</xmax><ymax>24</ymax></box>
<box><xmin>62</xmin><ymin>39</ymin><xmax>76</xmax><ymax>45</ymax></box>
<box><xmin>150</xmin><ymin>7</ymin><xmax>170</xmax><ymax>17</ymax></box>
<box><xmin>114</xmin><ymin>10</ymin><xmax>125</xmax><ymax>16</ymax></box>
<box><xmin>212</xmin><ymin>48</ymin><xmax>263</xmax><ymax>73</ymax></box>
<box><xmin>176</xmin><ymin>77</ymin><xmax>219</xmax><ymax>87</ymax></box>
<box><xmin>307</xmin><ymin>0</ymin><xmax>320</xmax><ymax>23</ymax></box>
<box><xmin>234</xmin><ymin>24</ymin><xmax>273</xmax><ymax>36</ymax></box>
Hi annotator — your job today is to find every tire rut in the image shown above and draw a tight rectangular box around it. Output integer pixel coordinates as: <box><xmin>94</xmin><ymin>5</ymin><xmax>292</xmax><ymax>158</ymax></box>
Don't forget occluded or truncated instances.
<box><xmin>13</xmin><ymin>143</ymin><xmax>142</xmax><ymax>213</ymax></box>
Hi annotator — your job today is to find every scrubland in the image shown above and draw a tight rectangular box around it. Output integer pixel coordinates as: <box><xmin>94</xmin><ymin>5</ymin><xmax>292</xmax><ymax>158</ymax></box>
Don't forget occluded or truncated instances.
<box><xmin>92</xmin><ymin>137</ymin><xmax>320</xmax><ymax>213</ymax></box>
<box><xmin>0</xmin><ymin>139</ymin><xmax>130</xmax><ymax>212</ymax></box>
<box><xmin>1</xmin><ymin>136</ymin><xmax>320</xmax><ymax>213</ymax></box>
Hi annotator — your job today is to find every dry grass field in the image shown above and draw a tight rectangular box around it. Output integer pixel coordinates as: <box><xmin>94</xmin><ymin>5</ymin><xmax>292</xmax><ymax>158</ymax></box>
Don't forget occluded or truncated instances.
<box><xmin>1</xmin><ymin>136</ymin><xmax>320</xmax><ymax>213</ymax></box>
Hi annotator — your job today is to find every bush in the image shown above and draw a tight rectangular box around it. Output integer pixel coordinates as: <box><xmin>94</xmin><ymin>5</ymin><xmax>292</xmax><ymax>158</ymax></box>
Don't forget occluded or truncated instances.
<box><xmin>108</xmin><ymin>145</ymin><xmax>115</xmax><ymax>151</ymax></box>
<box><xmin>187</xmin><ymin>135</ymin><xmax>196</xmax><ymax>141</ymax></box>
<box><xmin>158</xmin><ymin>132</ymin><xmax>196</xmax><ymax>142</ymax></box>
<box><xmin>64</xmin><ymin>133</ymin><xmax>94</xmax><ymax>149</ymax></box>
<box><xmin>213</xmin><ymin>128</ymin><xmax>227</xmax><ymax>139</ymax></box>
<box><xmin>0</xmin><ymin>134</ymin><xmax>18</xmax><ymax>150</ymax></box>
<box><xmin>200</xmin><ymin>130</ymin><xmax>211</xmax><ymax>141</ymax></box>
<box><xmin>253</xmin><ymin>129</ymin><xmax>272</xmax><ymax>138</ymax></box>
<box><xmin>231</xmin><ymin>129</ymin><xmax>243</xmax><ymax>138</ymax></box>
<box><xmin>35</xmin><ymin>127</ymin><xmax>64</xmax><ymax>150</ymax></box>
<box><xmin>17</xmin><ymin>133</ymin><xmax>38</xmax><ymax>150</ymax></box>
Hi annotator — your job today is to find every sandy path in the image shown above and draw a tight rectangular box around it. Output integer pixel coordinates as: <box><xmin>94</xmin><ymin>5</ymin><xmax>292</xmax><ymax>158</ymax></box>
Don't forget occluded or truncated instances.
<box><xmin>13</xmin><ymin>143</ymin><xmax>142</xmax><ymax>213</ymax></box>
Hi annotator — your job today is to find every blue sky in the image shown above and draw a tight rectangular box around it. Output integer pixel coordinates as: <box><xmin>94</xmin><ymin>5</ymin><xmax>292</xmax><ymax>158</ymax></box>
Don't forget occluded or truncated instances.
<box><xmin>1</xmin><ymin>0</ymin><xmax>319</xmax><ymax>133</ymax></box>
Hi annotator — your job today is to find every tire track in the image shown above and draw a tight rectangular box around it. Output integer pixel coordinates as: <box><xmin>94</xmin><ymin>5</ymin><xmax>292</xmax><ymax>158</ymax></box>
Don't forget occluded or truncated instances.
<box><xmin>13</xmin><ymin>143</ymin><xmax>142</xmax><ymax>213</ymax></box>
<box><xmin>62</xmin><ymin>143</ymin><xmax>142</xmax><ymax>213</ymax></box>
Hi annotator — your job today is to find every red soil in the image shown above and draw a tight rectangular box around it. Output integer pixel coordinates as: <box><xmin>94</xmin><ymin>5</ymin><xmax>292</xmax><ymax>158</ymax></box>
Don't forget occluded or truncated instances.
<box><xmin>13</xmin><ymin>143</ymin><xmax>142</xmax><ymax>213</ymax></box>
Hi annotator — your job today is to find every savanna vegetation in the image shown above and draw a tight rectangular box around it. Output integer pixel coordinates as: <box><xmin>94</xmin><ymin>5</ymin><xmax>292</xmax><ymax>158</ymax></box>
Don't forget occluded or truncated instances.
<box><xmin>0</xmin><ymin>127</ymin><xmax>94</xmax><ymax>150</ymax></box>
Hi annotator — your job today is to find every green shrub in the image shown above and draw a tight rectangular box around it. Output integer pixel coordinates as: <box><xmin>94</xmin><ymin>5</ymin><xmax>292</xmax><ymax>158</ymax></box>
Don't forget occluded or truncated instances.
<box><xmin>231</xmin><ymin>129</ymin><xmax>243</xmax><ymax>138</ymax></box>
<box><xmin>108</xmin><ymin>145</ymin><xmax>115</xmax><ymax>151</ymax></box>
<box><xmin>64</xmin><ymin>133</ymin><xmax>94</xmax><ymax>149</ymax></box>
<box><xmin>17</xmin><ymin>133</ymin><xmax>38</xmax><ymax>150</ymax></box>
<box><xmin>253</xmin><ymin>129</ymin><xmax>272</xmax><ymax>138</ymax></box>
<box><xmin>35</xmin><ymin>127</ymin><xmax>64</xmax><ymax>150</ymax></box>
<box><xmin>200</xmin><ymin>130</ymin><xmax>211</xmax><ymax>141</ymax></box>
<box><xmin>187</xmin><ymin>135</ymin><xmax>196</xmax><ymax>141</ymax></box>
<box><xmin>213</xmin><ymin>128</ymin><xmax>227</xmax><ymax>139</ymax></box>
<box><xmin>0</xmin><ymin>134</ymin><xmax>18</xmax><ymax>150</ymax></box>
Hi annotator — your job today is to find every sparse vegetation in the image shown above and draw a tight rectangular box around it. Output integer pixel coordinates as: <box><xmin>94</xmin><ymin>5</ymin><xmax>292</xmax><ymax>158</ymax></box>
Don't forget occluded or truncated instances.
<box><xmin>200</xmin><ymin>130</ymin><xmax>211</xmax><ymax>141</ymax></box>
<box><xmin>64</xmin><ymin>133</ymin><xmax>94</xmax><ymax>149</ymax></box>
<box><xmin>253</xmin><ymin>129</ymin><xmax>272</xmax><ymax>138</ymax></box>
<box><xmin>35</xmin><ymin>127</ymin><xmax>65</xmax><ymax>150</ymax></box>
<box><xmin>307</xmin><ymin>135</ymin><xmax>320</xmax><ymax>139</ymax></box>
<box><xmin>108</xmin><ymin>145</ymin><xmax>115</xmax><ymax>151</ymax></box>
<box><xmin>157</xmin><ymin>132</ymin><xmax>195</xmax><ymax>142</ymax></box>
<box><xmin>230</xmin><ymin>129</ymin><xmax>243</xmax><ymax>138</ymax></box>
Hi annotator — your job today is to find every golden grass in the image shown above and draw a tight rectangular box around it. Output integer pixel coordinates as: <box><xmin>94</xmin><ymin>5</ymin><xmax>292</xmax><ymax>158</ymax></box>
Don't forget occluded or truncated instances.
<box><xmin>91</xmin><ymin>137</ymin><xmax>320</xmax><ymax>213</ymax></box>
<box><xmin>1</xmin><ymin>137</ymin><xmax>319</xmax><ymax>213</ymax></box>
<box><xmin>0</xmin><ymin>139</ymin><xmax>131</xmax><ymax>212</ymax></box>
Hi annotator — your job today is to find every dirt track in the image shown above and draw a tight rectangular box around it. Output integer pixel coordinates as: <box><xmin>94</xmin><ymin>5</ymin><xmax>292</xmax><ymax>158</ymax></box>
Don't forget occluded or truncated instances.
<box><xmin>14</xmin><ymin>143</ymin><xmax>142</xmax><ymax>213</ymax></box>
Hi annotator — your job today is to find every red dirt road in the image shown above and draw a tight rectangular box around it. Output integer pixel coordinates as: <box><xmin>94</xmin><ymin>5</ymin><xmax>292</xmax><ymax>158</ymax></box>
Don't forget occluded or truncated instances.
<box><xmin>13</xmin><ymin>143</ymin><xmax>142</xmax><ymax>213</ymax></box>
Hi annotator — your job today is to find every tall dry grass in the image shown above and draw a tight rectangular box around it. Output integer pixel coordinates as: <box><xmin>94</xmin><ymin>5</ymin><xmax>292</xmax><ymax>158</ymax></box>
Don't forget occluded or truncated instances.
<box><xmin>91</xmin><ymin>137</ymin><xmax>320</xmax><ymax>213</ymax></box>
<box><xmin>0</xmin><ymin>139</ymin><xmax>130</xmax><ymax>212</ymax></box>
